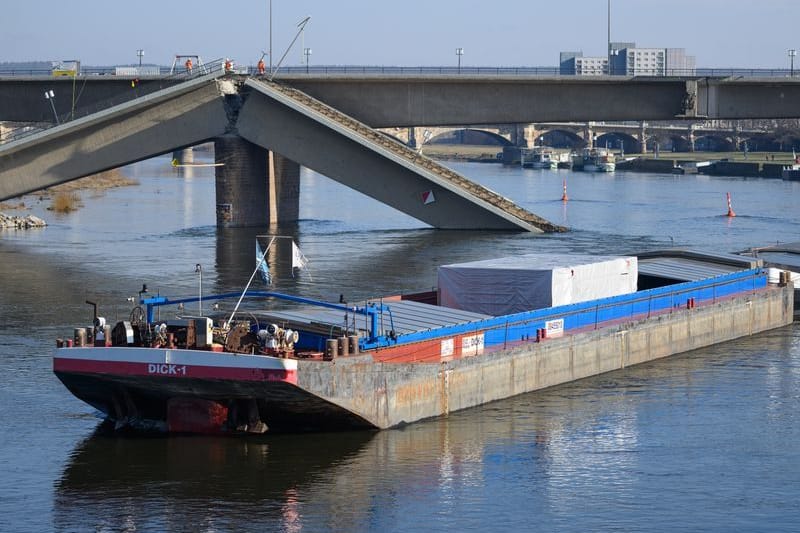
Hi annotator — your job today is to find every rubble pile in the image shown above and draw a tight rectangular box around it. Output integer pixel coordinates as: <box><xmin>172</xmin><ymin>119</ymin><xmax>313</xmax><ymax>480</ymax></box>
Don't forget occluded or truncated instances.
<box><xmin>0</xmin><ymin>212</ymin><xmax>47</xmax><ymax>229</ymax></box>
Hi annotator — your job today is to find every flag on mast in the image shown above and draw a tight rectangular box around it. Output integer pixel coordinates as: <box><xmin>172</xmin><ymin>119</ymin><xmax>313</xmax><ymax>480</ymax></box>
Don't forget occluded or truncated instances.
<box><xmin>256</xmin><ymin>239</ymin><xmax>272</xmax><ymax>285</ymax></box>
<box><xmin>291</xmin><ymin>240</ymin><xmax>310</xmax><ymax>278</ymax></box>
<box><xmin>292</xmin><ymin>240</ymin><xmax>314</xmax><ymax>281</ymax></box>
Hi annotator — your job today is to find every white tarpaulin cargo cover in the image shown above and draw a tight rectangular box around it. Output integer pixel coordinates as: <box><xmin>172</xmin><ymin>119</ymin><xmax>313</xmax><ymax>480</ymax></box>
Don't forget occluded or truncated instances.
<box><xmin>438</xmin><ymin>254</ymin><xmax>638</xmax><ymax>316</ymax></box>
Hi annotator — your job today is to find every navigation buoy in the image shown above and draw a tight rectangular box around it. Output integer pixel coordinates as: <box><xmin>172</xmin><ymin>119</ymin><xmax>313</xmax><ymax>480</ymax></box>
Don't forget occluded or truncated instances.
<box><xmin>726</xmin><ymin>192</ymin><xmax>736</xmax><ymax>217</ymax></box>
<box><xmin>561</xmin><ymin>179</ymin><xmax>569</xmax><ymax>202</ymax></box>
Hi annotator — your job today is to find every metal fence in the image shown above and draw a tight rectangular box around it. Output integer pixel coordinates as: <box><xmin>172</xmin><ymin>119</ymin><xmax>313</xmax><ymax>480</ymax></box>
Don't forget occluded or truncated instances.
<box><xmin>0</xmin><ymin>59</ymin><xmax>226</xmax><ymax>145</ymax></box>
<box><xmin>3</xmin><ymin>64</ymin><xmax>800</xmax><ymax>79</ymax></box>
<box><xmin>365</xmin><ymin>269</ymin><xmax>767</xmax><ymax>360</ymax></box>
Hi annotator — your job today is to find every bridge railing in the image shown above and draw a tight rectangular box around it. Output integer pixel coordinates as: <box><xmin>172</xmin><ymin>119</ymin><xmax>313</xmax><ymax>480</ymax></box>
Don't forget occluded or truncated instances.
<box><xmin>251</xmin><ymin>65</ymin><xmax>800</xmax><ymax>78</ymax></box>
<box><xmin>0</xmin><ymin>59</ymin><xmax>227</xmax><ymax>145</ymax></box>
<box><xmin>4</xmin><ymin>65</ymin><xmax>800</xmax><ymax>79</ymax></box>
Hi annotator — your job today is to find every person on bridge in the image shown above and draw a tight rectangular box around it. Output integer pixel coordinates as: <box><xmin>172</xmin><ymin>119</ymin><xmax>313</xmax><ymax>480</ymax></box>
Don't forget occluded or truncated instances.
<box><xmin>224</xmin><ymin>59</ymin><xmax>232</xmax><ymax>72</ymax></box>
<box><xmin>257</xmin><ymin>58</ymin><xmax>266</xmax><ymax>75</ymax></box>
<box><xmin>185</xmin><ymin>58</ymin><xmax>193</xmax><ymax>74</ymax></box>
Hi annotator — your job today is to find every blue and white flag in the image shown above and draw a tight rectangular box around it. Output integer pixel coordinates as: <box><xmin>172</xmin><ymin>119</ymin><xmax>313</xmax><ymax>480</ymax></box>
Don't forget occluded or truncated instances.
<box><xmin>256</xmin><ymin>240</ymin><xmax>272</xmax><ymax>285</ymax></box>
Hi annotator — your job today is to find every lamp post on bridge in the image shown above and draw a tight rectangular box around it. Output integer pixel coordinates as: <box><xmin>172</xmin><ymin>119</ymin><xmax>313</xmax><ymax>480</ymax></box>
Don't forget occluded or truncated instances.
<box><xmin>789</xmin><ymin>49</ymin><xmax>797</xmax><ymax>77</ymax></box>
<box><xmin>304</xmin><ymin>48</ymin><xmax>312</xmax><ymax>73</ymax></box>
<box><xmin>456</xmin><ymin>47</ymin><xmax>464</xmax><ymax>73</ymax></box>
<box><xmin>136</xmin><ymin>49</ymin><xmax>144</xmax><ymax>67</ymax></box>
<box><xmin>44</xmin><ymin>90</ymin><xmax>58</xmax><ymax>124</ymax></box>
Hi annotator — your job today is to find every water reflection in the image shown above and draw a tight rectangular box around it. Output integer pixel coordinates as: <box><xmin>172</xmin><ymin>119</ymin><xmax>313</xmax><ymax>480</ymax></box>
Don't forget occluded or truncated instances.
<box><xmin>54</xmin><ymin>427</ymin><xmax>375</xmax><ymax>532</ymax></box>
<box><xmin>4</xmin><ymin>159</ymin><xmax>800</xmax><ymax>532</ymax></box>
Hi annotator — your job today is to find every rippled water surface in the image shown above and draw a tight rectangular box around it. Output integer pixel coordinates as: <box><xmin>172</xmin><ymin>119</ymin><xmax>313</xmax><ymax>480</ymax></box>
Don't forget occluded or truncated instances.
<box><xmin>1</xmin><ymin>156</ymin><xmax>799</xmax><ymax>532</ymax></box>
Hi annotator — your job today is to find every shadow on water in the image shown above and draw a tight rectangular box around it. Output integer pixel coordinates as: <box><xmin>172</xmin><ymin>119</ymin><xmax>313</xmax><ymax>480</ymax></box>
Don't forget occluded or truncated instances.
<box><xmin>54</xmin><ymin>427</ymin><xmax>377</xmax><ymax>531</ymax></box>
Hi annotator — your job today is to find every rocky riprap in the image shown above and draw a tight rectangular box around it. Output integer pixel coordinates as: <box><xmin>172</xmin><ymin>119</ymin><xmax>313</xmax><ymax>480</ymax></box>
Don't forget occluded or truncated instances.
<box><xmin>0</xmin><ymin>212</ymin><xmax>47</xmax><ymax>229</ymax></box>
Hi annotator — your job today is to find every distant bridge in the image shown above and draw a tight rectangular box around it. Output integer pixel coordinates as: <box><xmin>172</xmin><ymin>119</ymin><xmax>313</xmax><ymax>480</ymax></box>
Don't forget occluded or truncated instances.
<box><xmin>387</xmin><ymin>121</ymin><xmax>771</xmax><ymax>154</ymax></box>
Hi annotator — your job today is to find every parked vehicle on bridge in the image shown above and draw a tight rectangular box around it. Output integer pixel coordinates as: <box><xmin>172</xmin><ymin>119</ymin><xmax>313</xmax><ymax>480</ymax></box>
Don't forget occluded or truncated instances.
<box><xmin>51</xmin><ymin>60</ymin><xmax>80</xmax><ymax>77</ymax></box>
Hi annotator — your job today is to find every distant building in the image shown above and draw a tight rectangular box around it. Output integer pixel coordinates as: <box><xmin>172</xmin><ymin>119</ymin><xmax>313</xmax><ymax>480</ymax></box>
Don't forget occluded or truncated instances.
<box><xmin>560</xmin><ymin>52</ymin><xmax>608</xmax><ymax>76</ymax></box>
<box><xmin>560</xmin><ymin>42</ymin><xmax>696</xmax><ymax>76</ymax></box>
<box><xmin>665</xmin><ymin>48</ymin><xmax>696</xmax><ymax>75</ymax></box>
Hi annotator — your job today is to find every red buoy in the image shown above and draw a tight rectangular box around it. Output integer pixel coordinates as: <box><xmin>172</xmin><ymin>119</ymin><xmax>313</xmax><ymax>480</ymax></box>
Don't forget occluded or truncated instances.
<box><xmin>726</xmin><ymin>192</ymin><xmax>736</xmax><ymax>217</ymax></box>
<box><xmin>561</xmin><ymin>179</ymin><xmax>569</xmax><ymax>202</ymax></box>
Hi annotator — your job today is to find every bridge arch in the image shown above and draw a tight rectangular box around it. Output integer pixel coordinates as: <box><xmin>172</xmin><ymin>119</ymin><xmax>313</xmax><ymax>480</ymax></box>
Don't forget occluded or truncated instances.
<box><xmin>595</xmin><ymin>132</ymin><xmax>640</xmax><ymax>153</ymax></box>
<box><xmin>428</xmin><ymin>128</ymin><xmax>513</xmax><ymax>146</ymax></box>
<box><xmin>694</xmin><ymin>135</ymin><xmax>735</xmax><ymax>152</ymax></box>
<box><xmin>535</xmin><ymin>129</ymin><xmax>584</xmax><ymax>149</ymax></box>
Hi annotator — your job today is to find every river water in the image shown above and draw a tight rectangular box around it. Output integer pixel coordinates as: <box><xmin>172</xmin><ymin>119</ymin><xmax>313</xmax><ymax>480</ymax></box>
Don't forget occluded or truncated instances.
<box><xmin>1</xmin><ymin>155</ymin><xmax>799</xmax><ymax>532</ymax></box>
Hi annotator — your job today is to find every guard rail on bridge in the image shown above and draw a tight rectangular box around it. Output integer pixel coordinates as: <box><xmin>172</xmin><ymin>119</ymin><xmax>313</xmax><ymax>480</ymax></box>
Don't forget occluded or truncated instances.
<box><xmin>1</xmin><ymin>59</ymin><xmax>227</xmax><ymax>144</ymax></box>
<box><xmin>3</xmin><ymin>65</ymin><xmax>800</xmax><ymax>78</ymax></box>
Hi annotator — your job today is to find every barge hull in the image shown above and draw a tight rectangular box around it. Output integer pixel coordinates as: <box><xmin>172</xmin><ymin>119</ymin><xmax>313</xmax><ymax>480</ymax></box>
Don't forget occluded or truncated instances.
<box><xmin>297</xmin><ymin>285</ymin><xmax>794</xmax><ymax>429</ymax></box>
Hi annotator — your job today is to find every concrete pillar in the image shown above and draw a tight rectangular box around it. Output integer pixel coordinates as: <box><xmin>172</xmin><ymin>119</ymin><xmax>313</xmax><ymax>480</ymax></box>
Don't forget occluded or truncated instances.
<box><xmin>584</xmin><ymin>124</ymin><xmax>594</xmax><ymax>149</ymax></box>
<box><xmin>172</xmin><ymin>147</ymin><xmax>194</xmax><ymax>165</ymax></box>
<box><xmin>214</xmin><ymin>136</ymin><xmax>300</xmax><ymax>227</ymax></box>
<box><xmin>215</xmin><ymin>136</ymin><xmax>267</xmax><ymax>227</ymax></box>
<box><xmin>639</xmin><ymin>122</ymin><xmax>647</xmax><ymax>154</ymax></box>
<box><xmin>407</xmin><ymin>127</ymin><xmax>418</xmax><ymax>149</ymax></box>
<box><xmin>269</xmin><ymin>151</ymin><xmax>300</xmax><ymax>224</ymax></box>
<box><xmin>522</xmin><ymin>124</ymin><xmax>538</xmax><ymax>148</ymax></box>
<box><xmin>733</xmin><ymin>123</ymin><xmax>742</xmax><ymax>151</ymax></box>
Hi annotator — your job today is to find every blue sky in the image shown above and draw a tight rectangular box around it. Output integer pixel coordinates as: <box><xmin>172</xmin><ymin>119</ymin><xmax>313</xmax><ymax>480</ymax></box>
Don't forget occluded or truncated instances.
<box><xmin>2</xmin><ymin>0</ymin><xmax>796</xmax><ymax>68</ymax></box>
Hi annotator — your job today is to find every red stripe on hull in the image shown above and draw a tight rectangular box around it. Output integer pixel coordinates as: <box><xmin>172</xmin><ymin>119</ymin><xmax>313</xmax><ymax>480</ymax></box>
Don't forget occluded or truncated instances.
<box><xmin>53</xmin><ymin>357</ymin><xmax>297</xmax><ymax>384</ymax></box>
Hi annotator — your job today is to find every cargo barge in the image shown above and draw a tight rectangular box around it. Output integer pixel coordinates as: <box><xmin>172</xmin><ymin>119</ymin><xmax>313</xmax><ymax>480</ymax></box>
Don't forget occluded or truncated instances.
<box><xmin>53</xmin><ymin>252</ymin><xmax>794</xmax><ymax>434</ymax></box>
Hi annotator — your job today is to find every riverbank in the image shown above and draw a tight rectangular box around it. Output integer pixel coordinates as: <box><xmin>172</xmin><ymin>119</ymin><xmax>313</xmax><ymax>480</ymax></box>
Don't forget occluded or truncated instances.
<box><xmin>0</xmin><ymin>168</ymin><xmax>138</xmax><ymax>223</ymax></box>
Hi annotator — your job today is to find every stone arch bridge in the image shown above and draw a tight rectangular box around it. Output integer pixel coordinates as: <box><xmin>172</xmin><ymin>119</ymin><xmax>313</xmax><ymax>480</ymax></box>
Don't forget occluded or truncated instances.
<box><xmin>386</xmin><ymin>121</ymin><xmax>768</xmax><ymax>153</ymax></box>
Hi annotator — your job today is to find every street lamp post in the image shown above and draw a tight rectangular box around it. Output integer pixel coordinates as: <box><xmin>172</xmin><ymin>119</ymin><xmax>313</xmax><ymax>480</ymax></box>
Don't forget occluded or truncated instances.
<box><xmin>304</xmin><ymin>48</ymin><xmax>312</xmax><ymax>73</ymax></box>
<box><xmin>136</xmin><ymin>49</ymin><xmax>144</xmax><ymax>67</ymax></box>
<box><xmin>456</xmin><ymin>47</ymin><xmax>464</xmax><ymax>73</ymax></box>
<box><xmin>789</xmin><ymin>49</ymin><xmax>797</xmax><ymax>77</ymax></box>
<box><xmin>269</xmin><ymin>0</ymin><xmax>273</xmax><ymax>73</ymax></box>
<box><xmin>195</xmin><ymin>264</ymin><xmax>203</xmax><ymax>315</ymax></box>
<box><xmin>607</xmin><ymin>0</ymin><xmax>611</xmax><ymax>74</ymax></box>
<box><xmin>44</xmin><ymin>90</ymin><xmax>58</xmax><ymax>124</ymax></box>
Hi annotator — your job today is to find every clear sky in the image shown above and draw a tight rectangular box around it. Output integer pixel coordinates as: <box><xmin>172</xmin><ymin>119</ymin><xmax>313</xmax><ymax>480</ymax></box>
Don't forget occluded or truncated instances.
<box><xmin>2</xmin><ymin>0</ymin><xmax>797</xmax><ymax>68</ymax></box>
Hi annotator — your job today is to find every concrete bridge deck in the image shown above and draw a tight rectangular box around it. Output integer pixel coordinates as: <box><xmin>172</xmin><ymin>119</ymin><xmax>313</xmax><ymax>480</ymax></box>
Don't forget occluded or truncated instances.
<box><xmin>0</xmin><ymin>72</ymin><xmax>229</xmax><ymax>200</ymax></box>
<box><xmin>0</xmin><ymin>73</ymin><xmax>563</xmax><ymax>232</ymax></box>
<box><xmin>238</xmin><ymin>80</ymin><xmax>563</xmax><ymax>232</ymax></box>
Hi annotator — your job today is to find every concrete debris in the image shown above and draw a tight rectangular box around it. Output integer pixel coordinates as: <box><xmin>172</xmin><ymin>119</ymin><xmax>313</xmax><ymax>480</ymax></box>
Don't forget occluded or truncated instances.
<box><xmin>0</xmin><ymin>212</ymin><xmax>47</xmax><ymax>229</ymax></box>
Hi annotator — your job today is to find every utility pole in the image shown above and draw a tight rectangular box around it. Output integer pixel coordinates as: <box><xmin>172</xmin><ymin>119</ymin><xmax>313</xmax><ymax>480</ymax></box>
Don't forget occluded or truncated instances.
<box><xmin>607</xmin><ymin>0</ymin><xmax>611</xmax><ymax>75</ymax></box>
<box><xmin>269</xmin><ymin>0</ymin><xmax>273</xmax><ymax>73</ymax></box>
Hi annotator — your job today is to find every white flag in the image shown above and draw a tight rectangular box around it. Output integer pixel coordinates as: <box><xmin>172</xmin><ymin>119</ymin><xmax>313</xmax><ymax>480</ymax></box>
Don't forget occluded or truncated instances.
<box><xmin>291</xmin><ymin>241</ymin><xmax>308</xmax><ymax>272</ymax></box>
<box><xmin>256</xmin><ymin>240</ymin><xmax>271</xmax><ymax>285</ymax></box>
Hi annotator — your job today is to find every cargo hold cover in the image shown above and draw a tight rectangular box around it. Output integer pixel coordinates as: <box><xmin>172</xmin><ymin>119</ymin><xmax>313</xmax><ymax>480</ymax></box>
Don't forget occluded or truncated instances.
<box><xmin>438</xmin><ymin>254</ymin><xmax>638</xmax><ymax>316</ymax></box>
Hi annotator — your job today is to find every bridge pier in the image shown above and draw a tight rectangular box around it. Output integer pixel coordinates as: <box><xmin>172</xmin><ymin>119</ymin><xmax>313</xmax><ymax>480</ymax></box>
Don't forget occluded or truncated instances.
<box><xmin>638</xmin><ymin>122</ymin><xmax>647</xmax><ymax>154</ymax></box>
<box><xmin>213</xmin><ymin>135</ymin><xmax>300</xmax><ymax>227</ymax></box>
<box><xmin>172</xmin><ymin>147</ymin><xmax>194</xmax><ymax>165</ymax></box>
<box><xmin>584</xmin><ymin>123</ymin><xmax>594</xmax><ymax>149</ymax></box>
<box><xmin>521</xmin><ymin>124</ymin><xmax>537</xmax><ymax>148</ymax></box>
<box><xmin>407</xmin><ymin>127</ymin><xmax>418</xmax><ymax>149</ymax></box>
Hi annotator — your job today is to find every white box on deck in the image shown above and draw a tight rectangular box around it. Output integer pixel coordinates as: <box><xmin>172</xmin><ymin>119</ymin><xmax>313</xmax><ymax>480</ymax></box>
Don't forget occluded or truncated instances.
<box><xmin>437</xmin><ymin>254</ymin><xmax>638</xmax><ymax>316</ymax></box>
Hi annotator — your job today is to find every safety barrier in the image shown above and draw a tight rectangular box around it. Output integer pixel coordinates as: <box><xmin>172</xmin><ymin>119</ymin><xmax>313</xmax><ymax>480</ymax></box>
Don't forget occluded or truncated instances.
<box><xmin>363</xmin><ymin>268</ymin><xmax>768</xmax><ymax>360</ymax></box>
<box><xmin>1</xmin><ymin>59</ymin><xmax>227</xmax><ymax>144</ymax></box>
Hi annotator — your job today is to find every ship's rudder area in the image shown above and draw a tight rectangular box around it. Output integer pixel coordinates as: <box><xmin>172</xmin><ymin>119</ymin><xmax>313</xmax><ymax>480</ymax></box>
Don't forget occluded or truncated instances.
<box><xmin>54</xmin><ymin>371</ymin><xmax>377</xmax><ymax>434</ymax></box>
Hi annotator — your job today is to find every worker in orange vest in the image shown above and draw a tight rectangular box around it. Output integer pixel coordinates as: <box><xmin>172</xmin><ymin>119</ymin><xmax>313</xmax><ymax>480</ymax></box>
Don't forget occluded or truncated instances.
<box><xmin>185</xmin><ymin>58</ymin><xmax>193</xmax><ymax>73</ymax></box>
<box><xmin>257</xmin><ymin>58</ymin><xmax>266</xmax><ymax>75</ymax></box>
